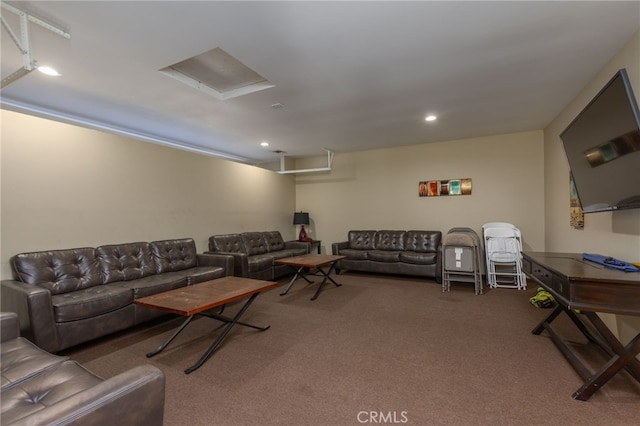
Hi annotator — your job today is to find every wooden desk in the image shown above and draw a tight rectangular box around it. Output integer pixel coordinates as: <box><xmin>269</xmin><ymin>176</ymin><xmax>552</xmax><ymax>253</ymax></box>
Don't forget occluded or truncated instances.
<box><xmin>522</xmin><ymin>252</ymin><xmax>640</xmax><ymax>400</ymax></box>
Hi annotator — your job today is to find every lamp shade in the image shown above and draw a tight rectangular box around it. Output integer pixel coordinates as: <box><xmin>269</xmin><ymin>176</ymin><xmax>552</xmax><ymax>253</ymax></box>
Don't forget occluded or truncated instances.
<box><xmin>293</xmin><ymin>212</ymin><xmax>309</xmax><ymax>225</ymax></box>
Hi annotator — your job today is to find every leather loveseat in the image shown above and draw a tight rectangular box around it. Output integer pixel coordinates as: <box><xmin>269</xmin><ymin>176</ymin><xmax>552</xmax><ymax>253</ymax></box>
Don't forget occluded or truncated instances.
<box><xmin>207</xmin><ymin>231</ymin><xmax>309</xmax><ymax>280</ymax></box>
<box><xmin>0</xmin><ymin>312</ymin><xmax>165</xmax><ymax>425</ymax></box>
<box><xmin>1</xmin><ymin>238</ymin><xmax>233</xmax><ymax>353</ymax></box>
<box><xmin>332</xmin><ymin>230</ymin><xmax>443</xmax><ymax>283</ymax></box>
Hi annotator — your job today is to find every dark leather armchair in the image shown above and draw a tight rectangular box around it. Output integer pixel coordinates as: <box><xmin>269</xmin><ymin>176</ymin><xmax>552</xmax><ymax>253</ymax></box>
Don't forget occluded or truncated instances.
<box><xmin>0</xmin><ymin>312</ymin><xmax>166</xmax><ymax>425</ymax></box>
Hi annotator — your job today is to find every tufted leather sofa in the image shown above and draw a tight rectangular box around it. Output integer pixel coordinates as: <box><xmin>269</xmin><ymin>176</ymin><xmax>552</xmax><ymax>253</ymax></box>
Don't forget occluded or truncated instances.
<box><xmin>332</xmin><ymin>230</ymin><xmax>443</xmax><ymax>283</ymax></box>
<box><xmin>207</xmin><ymin>231</ymin><xmax>310</xmax><ymax>280</ymax></box>
<box><xmin>0</xmin><ymin>312</ymin><xmax>165</xmax><ymax>425</ymax></box>
<box><xmin>1</xmin><ymin>238</ymin><xmax>233</xmax><ymax>353</ymax></box>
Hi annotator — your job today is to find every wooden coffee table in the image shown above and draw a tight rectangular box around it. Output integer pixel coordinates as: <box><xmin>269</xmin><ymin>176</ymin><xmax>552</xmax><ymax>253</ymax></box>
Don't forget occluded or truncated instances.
<box><xmin>134</xmin><ymin>276</ymin><xmax>277</xmax><ymax>374</ymax></box>
<box><xmin>276</xmin><ymin>254</ymin><xmax>346</xmax><ymax>301</ymax></box>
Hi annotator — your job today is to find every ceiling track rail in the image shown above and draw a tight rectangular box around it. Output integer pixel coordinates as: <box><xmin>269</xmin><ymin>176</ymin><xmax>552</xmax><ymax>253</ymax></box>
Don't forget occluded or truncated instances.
<box><xmin>1</xmin><ymin>3</ymin><xmax>70</xmax><ymax>89</ymax></box>
<box><xmin>277</xmin><ymin>149</ymin><xmax>334</xmax><ymax>174</ymax></box>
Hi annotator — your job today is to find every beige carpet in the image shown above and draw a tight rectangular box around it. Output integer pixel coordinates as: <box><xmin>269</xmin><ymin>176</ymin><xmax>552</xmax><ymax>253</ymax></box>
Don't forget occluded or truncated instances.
<box><xmin>63</xmin><ymin>273</ymin><xmax>640</xmax><ymax>425</ymax></box>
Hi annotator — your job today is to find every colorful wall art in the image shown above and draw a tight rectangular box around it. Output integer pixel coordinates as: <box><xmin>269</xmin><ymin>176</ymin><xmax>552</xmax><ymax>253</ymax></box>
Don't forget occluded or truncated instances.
<box><xmin>418</xmin><ymin>178</ymin><xmax>472</xmax><ymax>197</ymax></box>
<box><xmin>569</xmin><ymin>173</ymin><xmax>584</xmax><ymax>229</ymax></box>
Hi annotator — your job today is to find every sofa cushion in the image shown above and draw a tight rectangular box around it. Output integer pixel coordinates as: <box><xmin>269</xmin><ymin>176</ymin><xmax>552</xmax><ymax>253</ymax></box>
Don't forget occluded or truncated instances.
<box><xmin>96</xmin><ymin>242</ymin><xmax>156</xmax><ymax>284</ymax></box>
<box><xmin>186</xmin><ymin>266</ymin><xmax>226</xmax><ymax>285</ymax></box>
<box><xmin>241</xmin><ymin>232</ymin><xmax>268</xmax><ymax>256</ymax></box>
<box><xmin>368</xmin><ymin>250</ymin><xmax>401</xmax><ymax>262</ymax></box>
<box><xmin>112</xmin><ymin>274</ymin><xmax>186</xmax><ymax>299</ymax></box>
<box><xmin>269</xmin><ymin>248</ymin><xmax>307</xmax><ymax>260</ymax></box>
<box><xmin>0</xmin><ymin>360</ymin><xmax>104</xmax><ymax>425</ymax></box>
<box><xmin>263</xmin><ymin>231</ymin><xmax>285</xmax><ymax>252</ymax></box>
<box><xmin>209</xmin><ymin>234</ymin><xmax>245</xmax><ymax>253</ymax></box>
<box><xmin>11</xmin><ymin>248</ymin><xmax>102</xmax><ymax>295</ymax></box>
<box><xmin>51</xmin><ymin>285</ymin><xmax>133</xmax><ymax>323</ymax></box>
<box><xmin>348</xmin><ymin>231</ymin><xmax>377</xmax><ymax>250</ymax></box>
<box><xmin>340</xmin><ymin>249</ymin><xmax>369</xmax><ymax>260</ymax></box>
<box><xmin>399</xmin><ymin>251</ymin><xmax>438</xmax><ymax>265</ymax></box>
<box><xmin>150</xmin><ymin>238</ymin><xmax>198</xmax><ymax>273</ymax></box>
<box><xmin>1</xmin><ymin>337</ymin><xmax>68</xmax><ymax>391</ymax></box>
<box><xmin>375</xmin><ymin>231</ymin><xmax>406</xmax><ymax>250</ymax></box>
<box><xmin>404</xmin><ymin>230</ymin><xmax>441</xmax><ymax>253</ymax></box>
<box><xmin>247</xmin><ymin>254</ymin><xmax>273</xmax><ymax>273</ymax></box>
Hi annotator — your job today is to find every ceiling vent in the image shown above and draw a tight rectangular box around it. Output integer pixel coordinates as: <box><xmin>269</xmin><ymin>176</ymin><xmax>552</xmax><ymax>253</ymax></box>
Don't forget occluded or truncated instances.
<box><xmin>159</xmin><ymin>47</ymin><xmax>274</xmax><ymax>100</ymax></box>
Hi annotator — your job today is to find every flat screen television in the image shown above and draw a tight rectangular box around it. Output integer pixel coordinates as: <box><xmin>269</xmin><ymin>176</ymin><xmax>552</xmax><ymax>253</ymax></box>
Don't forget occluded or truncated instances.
<box><xmin>560</xmin><ymin>68</ymin><xmax>640</xmax><ymax>213</ymax></box>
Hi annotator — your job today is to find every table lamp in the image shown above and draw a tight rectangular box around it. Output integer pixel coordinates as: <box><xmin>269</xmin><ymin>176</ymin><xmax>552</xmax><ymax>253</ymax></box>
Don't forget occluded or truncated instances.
<box><xmin>293</xmin><ymin>212</ymin><xmax>310</xmax><ymax>242</ymax></box>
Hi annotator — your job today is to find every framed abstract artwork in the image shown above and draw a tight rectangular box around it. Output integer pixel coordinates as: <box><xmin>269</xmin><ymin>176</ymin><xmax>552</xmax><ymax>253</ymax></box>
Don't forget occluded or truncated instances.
<box><xmin>569</xmin><ymin>173</ymin><xmax>584</xmax><ymax>229</ymax></box>
<box><xmin>419</xmin><ymin>178</ymin><xmax>472</xmax><ymax>197</ymax></box>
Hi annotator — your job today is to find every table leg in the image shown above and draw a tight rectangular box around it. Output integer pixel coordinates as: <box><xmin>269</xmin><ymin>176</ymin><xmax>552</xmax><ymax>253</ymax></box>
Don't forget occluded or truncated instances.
<box><xmin>533</xmin><ymin>304</ymin><xmax>640</xmax><ymax>400</ymax></box>
<box><xmin>146</xmin><ymin>315</ymin><xmax>195</xmax><ymax>358</ymax></box>
<box><xmin>201</xmin><ymin>311</ymin><xmax>270</xmax><ymax>331</ymax></box>
<box><xmin>310</xmin><ymin>262</ymin><xmax>342</xmax><ymax>301</ymax></box>
<box><xmin>185</xmin><ymin>292</ymin><xmax>265</xmax><ymax>374</ymax></box>
<box><xmin>531</xmin><ymin>304</ymin><xmax>563</xmax><ymax>335</ymax></box>
<box><xmin>280</xmin><ymin>266</ymin><xmax>313</xmax><ymax>296</ymax></box>
<box><xmin>572</xmin><ymin>313</ymin><xmax>640</xmax><ymax>401</ymax></box>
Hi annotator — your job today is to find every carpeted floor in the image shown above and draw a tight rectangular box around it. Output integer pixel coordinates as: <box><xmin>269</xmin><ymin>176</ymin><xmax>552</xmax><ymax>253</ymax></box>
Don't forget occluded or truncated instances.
<box><xmin>63</xmin><ymin>273</ymin><xmax>640</xmax><ymax>425</ymax></box>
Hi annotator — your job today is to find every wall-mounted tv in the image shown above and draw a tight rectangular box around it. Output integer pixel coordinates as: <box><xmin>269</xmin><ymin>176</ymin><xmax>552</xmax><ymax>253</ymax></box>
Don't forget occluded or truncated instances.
<box><xmin>560</xmin><ymin>68</ymin><xmax>640</xmax><ymax>213</ymax></box>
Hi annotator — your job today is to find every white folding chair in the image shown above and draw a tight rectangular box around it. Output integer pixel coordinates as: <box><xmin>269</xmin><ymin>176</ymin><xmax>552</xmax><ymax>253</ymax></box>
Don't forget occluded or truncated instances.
<box><xmin>482</xmin><ymin>222</ymin><xmax>526</xmax><ymax>285</ymax></box>
<box><xmin>484</xmin><ymin>227</ymin><xmax>526</xmax><ymax>290</ymax></box>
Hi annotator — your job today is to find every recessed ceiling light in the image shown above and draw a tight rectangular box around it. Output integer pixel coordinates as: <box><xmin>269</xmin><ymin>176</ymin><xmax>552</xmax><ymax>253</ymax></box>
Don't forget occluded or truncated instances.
<box><xmin>260</xmin><ymin>141</ymin><xmax>269</xmax><ymax>147</ymax></box>
<box><xmin>37</xmin><ymin>66</ymin><xmax>61</xmax><ymax>76</ymax></box>
<box><xmin>425</xmin><ymin>115</ymin><xmax>437</xmax><ymax>122</ymax></box>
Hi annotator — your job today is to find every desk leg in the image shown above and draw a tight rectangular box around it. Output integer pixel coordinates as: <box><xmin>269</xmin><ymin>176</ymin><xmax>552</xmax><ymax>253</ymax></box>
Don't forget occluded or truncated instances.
<box><xmin>533</xmin><ymin>304</ymin><xmax>598</xmax><ymax>342</ymax></box>
<box><xmin>280</xmin><ymin>266</ymin><xmax>313</xmax><ymax>296</ymax></box>
<box><xmin>531</xmin><ymin>304</ymin><xmax>563</xmax><ymax>335</ymax></box>
<box><xmin>185</xmin><ymin>292</ymin><xmax>264</xmax><ymax>374</ymax></box>
<box><xmin>311</xmin><ymin>262</ymin><xmax>342</xmax><ymax>301</ymax></box>
<box><xmin>572</xmin><ymin>313</ymin><xmax>640</xmax><ymax>401</ymax></box>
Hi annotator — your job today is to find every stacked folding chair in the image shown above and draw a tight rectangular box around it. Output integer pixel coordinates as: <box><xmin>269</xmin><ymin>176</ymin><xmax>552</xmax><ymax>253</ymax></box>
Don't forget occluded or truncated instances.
<box><xmin>442</xmin><ymin>227</ymin><xmax>483</xmax><ymax>294</ymax></box>
<box><xmin>482</xmin><ymin>222</ymin><xmax>526</xmax><ymax>290</ymax></box>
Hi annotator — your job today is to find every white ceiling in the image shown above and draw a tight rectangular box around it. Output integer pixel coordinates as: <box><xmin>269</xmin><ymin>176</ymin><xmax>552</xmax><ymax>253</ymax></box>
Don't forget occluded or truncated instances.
<box><xmin>2</xmin><ymin>1</ymin><xmax>639</xmax><ymax>165</ymax></box>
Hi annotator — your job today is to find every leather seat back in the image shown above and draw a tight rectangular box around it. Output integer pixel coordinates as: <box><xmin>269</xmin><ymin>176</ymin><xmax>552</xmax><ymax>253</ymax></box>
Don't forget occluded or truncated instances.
<box><xmin>149</xmin><ymin>238</ymin><xmax>198</xmax><ymax>273</ymax></box>
<box><xmin>11</xmin><ymin>248</ymin><xmax>102</xmax><ymax>294</ymax></box>
<box><xmin>96</xmin><ymin>242</ymin><xmax>156</xmax><ymax>283</ymax></box>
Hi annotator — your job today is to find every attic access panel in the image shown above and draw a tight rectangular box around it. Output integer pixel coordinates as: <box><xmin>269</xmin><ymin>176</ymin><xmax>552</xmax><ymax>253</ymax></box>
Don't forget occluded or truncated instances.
<box><xmin>159</xmin><ymin>47</ymin><xmax>274</xmax><ymax>100</ymax></box>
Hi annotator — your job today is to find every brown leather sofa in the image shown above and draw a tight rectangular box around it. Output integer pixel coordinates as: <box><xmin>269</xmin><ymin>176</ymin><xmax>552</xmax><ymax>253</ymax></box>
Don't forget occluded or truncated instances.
<box><xmin>207</xmin><ymin>231</ymin><xmax>309</xmax><ymax>280</ymax></box>
<box><xmin>332</xmin><ymin>230</ymin><xmax>443</xmax><ymax>283</ymax></box>
<box><xmin>0</xmin><ymin>312</ymin><xmax>165</xmax><ymax>425</ymax></box>
<box><xmin>1</xmin><ymin>238</ymin><xmax>233</xmax><ymax>353</ymax></box>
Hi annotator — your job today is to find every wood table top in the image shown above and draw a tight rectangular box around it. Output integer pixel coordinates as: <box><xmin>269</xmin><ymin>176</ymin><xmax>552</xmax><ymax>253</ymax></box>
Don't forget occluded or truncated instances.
<box><xmin>274</xmin><ymin>254</ymin><xmax>346</xmax><ymax>268</ymax></box>
<box><xmin>134</xmin><ymin>276</ymin><xmax>277</xmax><ymax>316</ymax></box>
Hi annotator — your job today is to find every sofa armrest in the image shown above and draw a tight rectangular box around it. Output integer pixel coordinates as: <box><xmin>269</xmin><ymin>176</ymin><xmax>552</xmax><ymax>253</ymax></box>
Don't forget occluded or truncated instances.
<box><xmin>197</xmin><ymin>253</ymin><xmax>235</xmax><ymax>276</ymax></box>
<box><xmin>332</xmin><ymin>241</ymin><xmax>349</xmax><ymax>255</ymax></box>
<box><xmin>1</xmin><ymin>311</ymin><xmax>20</xmax><ymax>342</ymax></box>
<box><xmin>204</xmin><ymin>251</ymin><xmax>249</xmax><ymax>277</ymax></box>
<box><xmin>1</xmin><ymin>280</ymin><xmax>59</xmax><ymax>353</ymax></box>
<box><xmin>283</xmin><ymin>241</ymin><xmax>311</xmax><ymax>253</ymax></box>
<box><xmin>14</xmin><ymin>364</ymin><xmax>166</xmax><ymax>426</ymax></box>
<box><xmin>435</xmin><ymin>244</ymin><xmax>443</xmax><ymax>284</ymax></box>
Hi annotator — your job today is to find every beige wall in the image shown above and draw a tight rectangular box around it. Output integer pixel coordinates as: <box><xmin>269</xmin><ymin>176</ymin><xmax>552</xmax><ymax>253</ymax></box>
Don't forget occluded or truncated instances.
<box><xmin>0</xmin><ymin>110</ymin><xmax>297</xmax><ymax>279</ymax></box>
<box><xmin>543</xmin><ymin>31</ymin><xmax>640</xmax><ymax>343</ymax></box>
<box><xmin>294</xmin><ymin>130</ymin><xmax>545</xmax><ymax>254</ymax></box>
